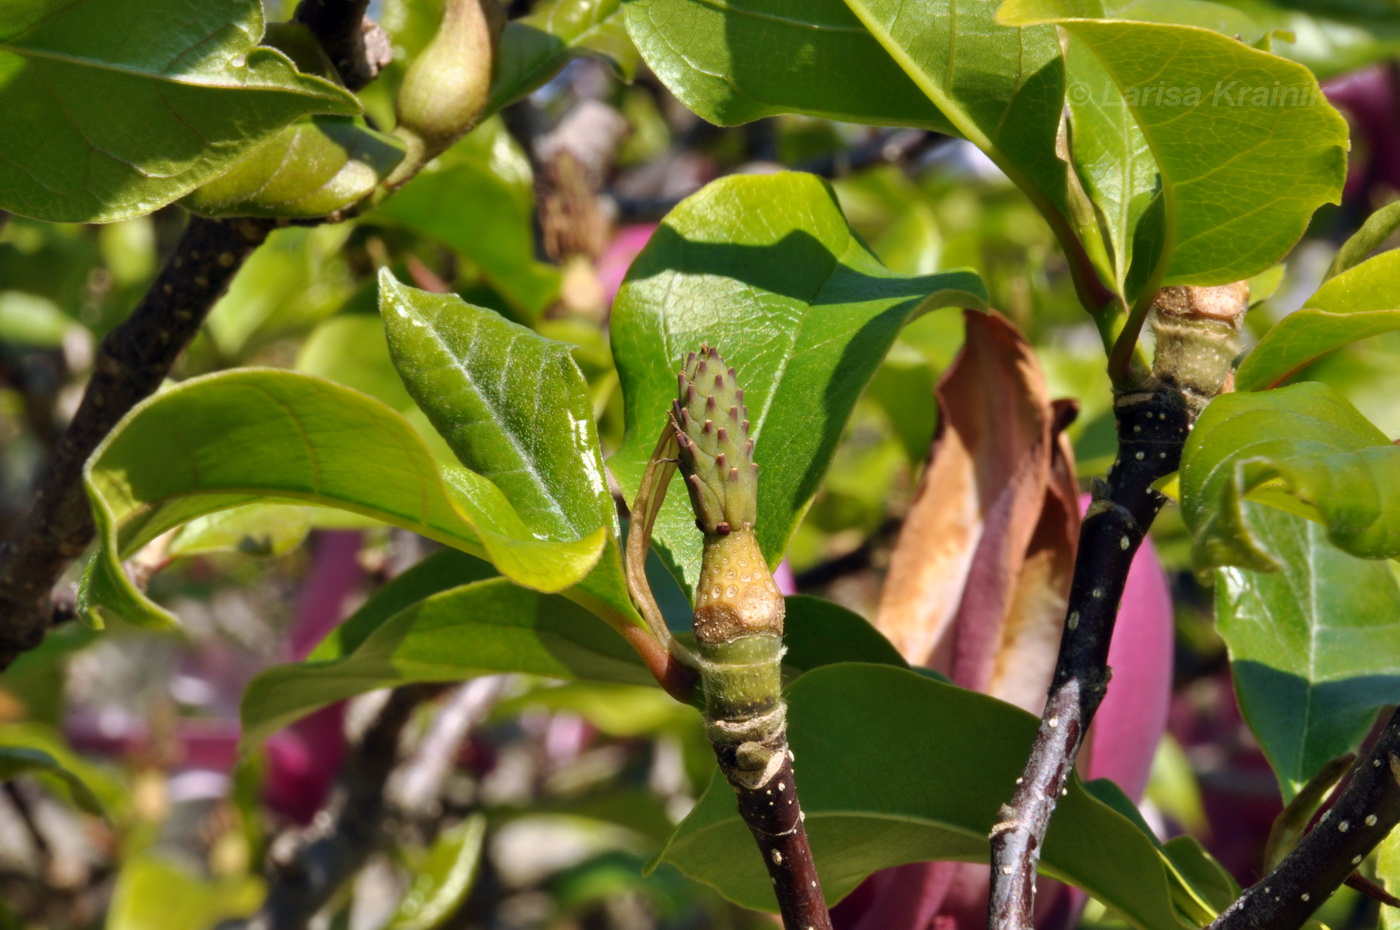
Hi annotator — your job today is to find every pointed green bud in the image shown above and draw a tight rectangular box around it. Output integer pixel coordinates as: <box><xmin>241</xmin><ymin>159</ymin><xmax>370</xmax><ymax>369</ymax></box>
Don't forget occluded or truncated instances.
<box><xmin>672</xmin><ymin>346</ymin><xmax>757</xmax><ymax>535</ymax></box>
<box><xmin>393</xmin><ymin>0</ymin><xmax>503</xmax><ymax>174</ymax></box>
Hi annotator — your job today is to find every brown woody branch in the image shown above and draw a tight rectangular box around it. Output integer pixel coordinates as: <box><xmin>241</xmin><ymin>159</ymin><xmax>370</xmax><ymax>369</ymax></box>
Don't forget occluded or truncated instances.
<box><xmin>987</xmin><ymin>284</ymin><xmax>1249</xmax><ymax>930</ymax></box>
<box><xmin>0</xmin><ymin>216</ymin><xmax>274</xmax><ymax>667</ymax></box>
<box><xmin>292</xmin><ymin>0</ymin><xmax>391</xmax><ymax>92</ymax></box>
<box><xmin>1209</xmin><ymin>708</ymin><xmax>1400</xmax><ymax>930</ymax></box>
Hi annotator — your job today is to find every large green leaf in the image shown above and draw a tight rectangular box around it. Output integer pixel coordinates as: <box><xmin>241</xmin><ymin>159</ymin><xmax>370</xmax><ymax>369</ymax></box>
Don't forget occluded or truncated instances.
<box><xmin>181</xmin><ymin>117</ymin><xmax>405</xmax><ymax>219</ymax></box>
<box><xmin>78</xmin><ymin>369</ymin><xmax>609</xmax><ymax>630</ymax></box>
<box><xmin>622</xmin><ymin>0</ymin><xmax>950</xmax><ymax>130</ymax></box>
<box><xmin>610</xmin><ymin>172</ymin><xmax>984</xmax><ymax>593</ymax></box>
<box><xmin>0</xmin><ymin>0</ymin><xmax>358</xmax><ymax>222</ymax></box>
<box><xmin>1235</xmin><ymin>249</ymin><xmax>1400</xmax><ymax>391</ymax></box>
<box><xmin>1179</xmin><ymin>382</ymin><xmax>1400</xmax><ymax>571</ymax></box>
<box><xmin>489</xmin><ymin>0</ymin><xmax>638</xmax><ymax>116</ymax></box>
<box><xmin>379</xmin><ymin>272</ymin><xmax>615</xmax><ymax>545</ymax></box>
<box><xmin>244</xmin><ymin>573</ymin><xmax>904</xmax><ymax>745</ymax></box>
<box><xmin>661</xmin><ymin>664</ymin><xmax>1193</xmax><ymax>930</ymax></box>
<box><xmin>372</xmin><ymin>126</ymin><xmax>559</xmax><ymax>317</ymax></box>
<box><xmin>999</xmin><ymin>2</ymin><xmax>1349</xmax><ymax>285</ymax></box>
<box><xmin>1215</xmin><ymin>505</ymin><xmax>1400</xmax><ymax>802</ymax></box>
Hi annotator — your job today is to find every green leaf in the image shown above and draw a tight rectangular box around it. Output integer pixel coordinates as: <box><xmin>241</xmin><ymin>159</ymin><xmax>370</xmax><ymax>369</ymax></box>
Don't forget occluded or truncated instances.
<box><xmin>611</xmin><ymin>173</ymin><xmax>984</xmax><ymax>593</ymax></box>
<box><xmin>107</xmin><ymin>856</ymin><xmax>261</xmax><ymax>930</ymax></box>
<box><xmin>309</xmin><ymin>548</ymin><xmax>498</xmax><ymax>663</ymax></box>
<box><xmin>1326</xmin><ymin>201</ymin><xmax>1400</xmax><ymax>280</ymax></box>
<box><xmin>240</xmin><ymin>577</ymin><xmax>658</xmax><ymax>746</ymax></box>
<box><xmin>489</xmin><ymin>0</ymin><xmax>638</xmax><ymax>116</ymax></box>
<box><xmin>622</xmin><ymin>0</ymin><xmax>951</xmax><ymax>130</ymax></box>
<box><xmin>0</xmin><ymin>745</ymin><xmax>105</xmax><ymax>816</ymax></box>
<box><xmin>389</xmin><ymin>815</ymin><xmax>487</xmax><ymax>930</ymax></box>
<box><xmin>999</xmin><ymin>3</ymin><xmax>1349</xmax><ymax>285</ymax></box>
<box><xmin>78</xmin><ymin>369</ymin><xmax>609</xmax><ymax>629</ymax></box>
<box><xmin>0</xmin><ymin>0</ymin><xmax>358</xmax><ymax>223</ymax></box>
<box><xmin>1214</xmin><ymin>0</ymin><xmax>1400</xmax><ymax>79</ymax></box>
<box><xmin>660</xmin><ymin>664</ymin><xmax>1191</xmax><ymax>930</ymax></box>
<box><xmin>296</xmin><ymin>314</ymin><xmax>418</xmax><ymax>413</ymax></box>
<box><xmin>372</xmin><ymin>123</ymin><xmax>559</xmax><ymax>318</ymax></box>
<box><xmin>1236</xmin><ymin>249</ymin><xmax>1400</xmax><ymax>391</ymax></box>
<box><xmin>0</xmin><ymin>291</ymin><xmax>72</xmax><ymax>347</ymax></box>
<box><xmin>181</xmin><ymin>117</ymin><xmax>405</xmax><ymax>219</ymax></box>
<box><xmin>1215</xmin><ymin>505</ymin><xmax>1400</xmax><ymax>801</ymax></box>
<box><xmin>166</xmin><ymin>503</ymin><xmax>310</xmax><ymax>558</ymax></box>
<box><xmin>379</xmin><ymin>271</ymin><xmax>616</xmax><ymax>545</ymax></box>
<box><xmin>249</xmin><ymin>582</ymin><xmax>904</xmax><ymax>744</ymax></box>
<box><xmin>1180</xmin><ymin>382</ymin><xmax>1400</xmax><ymax>571</ymax></box>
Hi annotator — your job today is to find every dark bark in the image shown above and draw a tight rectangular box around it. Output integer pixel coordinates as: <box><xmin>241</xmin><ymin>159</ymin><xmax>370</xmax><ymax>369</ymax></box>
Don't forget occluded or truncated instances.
<box><xmin>1209</xmin><ymin>708</ymin><xmax>1400</xmax><ymax>930</ymax></box>
<box><xmin>292</xmin><ymin>0</ymin><xmax>390</xmax><ymax>92</ymax></box>
<box><xmin>987</xmin><ymin>382</ymin><xmax>1192</xmax><ymax>930</ymax></box>
<box><xmin>0</xmin><ymin>217</ymin><xmax>274</xmax><ymax>666</ymax></box>
<box><xmin>720</xmin><ymin>728</ymin><xmax>832</xmax><ymax>930</ymax></box>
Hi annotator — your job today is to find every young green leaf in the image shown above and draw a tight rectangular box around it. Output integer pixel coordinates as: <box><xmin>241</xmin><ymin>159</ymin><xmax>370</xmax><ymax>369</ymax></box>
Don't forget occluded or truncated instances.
<box><xmin>999</xmin><ymin>4</ymin><xmax>1349</xmax><ymax>285</ymax></box>
<box><xmin>182</xmin><ymin>117</ymin><xmax>405</xmax><ymax>219</ymax></box>
<box><xmin>372</xmin><ymin>129</ymin><xmax>560</xmax><ymax>318</ymax></box>
<box><xmin>610</xmin><ymin>173</ymin><xmax>985</xmax><ymax>594</ymax></box>
<box><xmin>379</xmin><ymin>271</ymin><xmax>615</xmax><ymax>545</ymax></box>
<box><xmin>78</xmin><ymin>370</ymin><xmax>609</xmax><ymax>629</ymax></box>
<box><xmin>660</xmin><ymin>663</ymin><xmax>1193</xmax><ymax>930</ymax></box>
<box><xmin>388</xmin><ymin>815</ymin><xmax>487</xmax><ymax>930</ymax></box>
<box><xmin>244</xmin><ymin>585</ymin><xmax>904</xmax><ymax>745</ymax></box>
<box><xmin>1215</xmin><ymin>506</ymin><xmax>1400</xmax><ymax>803</ymax></box>
<box><xmin>1325</xmin><ymin>201</ymin><xmax>1400</xmax><ymax>280</ymax></box>
<box><xmin>1180</xmin><ymin>382</ymin><xmax>1400</xmax><ymax>571</ymax></box>
<box><xmin>0</xmin><ymin>0</ymin><xmax>359</xmax><ymax>222</ymax></box>
<box><xmin>1235</xmin><ymin>249</ymin><xmax>1400</xmax><ymax>391</ymax></box>
<box><xmin>489</xmin><ymin>0</ymin><xmax>638</xmax><ymax>117</ymax></box>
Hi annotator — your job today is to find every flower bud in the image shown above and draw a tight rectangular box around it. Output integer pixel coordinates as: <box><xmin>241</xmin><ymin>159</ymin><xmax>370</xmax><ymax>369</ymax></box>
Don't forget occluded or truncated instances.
<box><xmin>395</xmin><ymin>0</ymin><xmax>503</xmax><ymax>163</ymax></box>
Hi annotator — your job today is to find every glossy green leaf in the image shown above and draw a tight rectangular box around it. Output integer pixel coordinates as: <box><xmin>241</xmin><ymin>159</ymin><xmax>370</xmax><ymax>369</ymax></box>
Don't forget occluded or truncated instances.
<box><xmin>999</xmin><ymin>3</ymin><xmax>1349</xmax><ymax>285</ymax></box>
<box><xmin>1215</xmin><ymin>505</ymin><xmax>1400</xmax><ymax>801</ymax></box>
<box><xmin>661</xmin><ymin>664</ymin><xmax>1191</xmax><ymax>930</ymax></box>
<box><xmin>181</xmin><ymin>117</ymin><xmax>405</xmax><ymax>218</ymax></box>
<box><xmin>107</xmin><ymin>856</ymin><xmax>261</xmax><ymax>930</ymax></box>
<box><xmin>623</xmin><ymin>0</ymin><xmax>950</xmax><ymax>130</ymax></box>
<box><xmin>0</xmin><ymin>0</ymin><xmax>358</xmax><ymax>222</ymax></box>
<box><xmin>1381</xmin><ymin>827</ymin><xmax>1400</xmax><ymax>930</ymax></box>
<box><xmin>380</xmin><ymin>272</ymin><xmax>615</xmax><ymax>545</ymax></box>
<box><xmin>240</xmin><ymin>577</ymin><xmax>658</xmax><ymax>747</ymax></box>
<box><xmin>0</xmin><ymin>745</ymin><xmax>104</xmax><ymax>816</ymax></box>
<box><xmin>1236</xmin><ymin>249</ymin><xmax>1400</xmax><ymax>391</ymax></box>
<box><xmin>78</xmin><ymin>369</ymin><xmax>609</xmax><ymax>630</ymax></box>
<box><xmin>251</xmin><ymin>580</ymin><xmax>904</xmax><ymax>744</ymax></box>
<box><xmin>611</xmin><ymin>173</ymin><xmax>984</xmax><ymax>593</ymax></box>
<box><xmin>489</xmin><ymin>0</ymin><xmax>638</xmax><ymax>116</ymax></box>
<box><xmin>389</xmin><ymin>815</ymin><xmax>487</xmax><ymax>930</ymax></box>
<box><xmin>372</xmin><ymin>124</ymin><xmax>559</xmax><ymax>317</ymax></box>
<box><xmin>1180</xmin><ymin>382</ymin><xmax>1400</xmax><ymax>571</ymax></box>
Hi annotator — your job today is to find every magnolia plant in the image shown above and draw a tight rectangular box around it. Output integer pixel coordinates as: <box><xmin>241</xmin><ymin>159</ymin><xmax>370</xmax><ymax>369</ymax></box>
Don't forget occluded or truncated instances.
<box><xmin>1</xmin><ymin>1</ymin><xmax>1400</xmax><ymax>929</ymax></box>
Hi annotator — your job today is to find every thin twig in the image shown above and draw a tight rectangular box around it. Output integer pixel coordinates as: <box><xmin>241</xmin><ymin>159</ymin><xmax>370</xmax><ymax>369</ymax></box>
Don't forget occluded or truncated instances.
<box><xmin>1209</xmin><ymin>707</ymin><xmax>1400</xmax><ymax>930</ymax></box>
<box><xmin>292</xmin><ymin>0</ymin><xmax>389</xmax><ymax>92</ymax></box>
<box><xmin>0</xmin><ymin>216</ymin><xmax>275</xmax><ymax>667</ymax></box>
<box><xmin>988</xmin><ymin>285</ymin><xmax>1249</xmax><ymax>930</ymax></box>
<box><xmin>987</xmin><ymin>381</ymin><xmax>1189</xmax><ymax>930</ymax></box>
<box><xmin>231</xmin><ymin>685</ymin><xmax>439</xmax><ymax>930</ymax></box>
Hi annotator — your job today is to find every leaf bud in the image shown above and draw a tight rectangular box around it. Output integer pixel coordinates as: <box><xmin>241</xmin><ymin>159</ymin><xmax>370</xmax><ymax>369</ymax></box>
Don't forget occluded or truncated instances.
<box><xmin>1149</xmin><ymin>282</ymin><xmax>1249</xmax><ymax>413</ymax></box>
